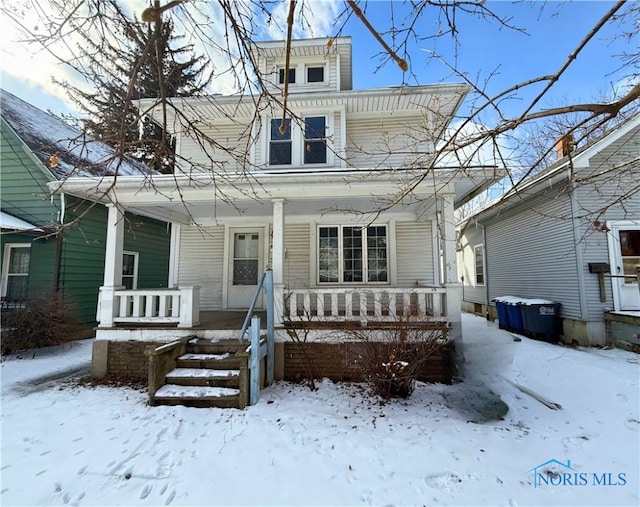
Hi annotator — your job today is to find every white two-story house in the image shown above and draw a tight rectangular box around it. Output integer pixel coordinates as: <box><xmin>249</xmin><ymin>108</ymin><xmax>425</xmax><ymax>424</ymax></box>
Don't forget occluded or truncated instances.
<box><xmin>53</xmin><ymin>37</ymin><xmax>500</xmax><ymax>397</ymax></box>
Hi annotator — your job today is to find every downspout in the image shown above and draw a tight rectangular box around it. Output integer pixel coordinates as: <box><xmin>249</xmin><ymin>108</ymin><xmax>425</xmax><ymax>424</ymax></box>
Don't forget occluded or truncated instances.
<box><xmin>52</xmin><ymin>192</ymin><xmax>66</xmax><ymax>294</ymax></box>
<box><xmin>569</xmin><ymin>177</ymin><xmax>588</xmax><ymax>323</ymax></box>
<box><xmin>480</xmin><ymin>222</ymin><xmax>491</xmax><ymax>320</ymax></box>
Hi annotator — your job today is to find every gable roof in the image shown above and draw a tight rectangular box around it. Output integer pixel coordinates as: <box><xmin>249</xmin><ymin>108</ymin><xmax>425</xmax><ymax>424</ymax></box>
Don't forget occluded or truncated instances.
<box><xmin>460</xmin><ymin>113</ymin><xmax>640</xmax><ymax>225</ymax></box>
<box><xmin>0</xmin><ymin>89</ymin><xmax>154</xmax><ymax>179</ymax></box>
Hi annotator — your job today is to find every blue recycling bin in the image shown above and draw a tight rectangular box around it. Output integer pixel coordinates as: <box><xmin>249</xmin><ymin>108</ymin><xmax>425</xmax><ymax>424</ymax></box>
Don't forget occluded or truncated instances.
<box><xmin>505</xmin><ymin>303</ymin><xmax>525</xmax><ymax>333</ymax></box>
<box><xmin>494</xmin><ymin>300</ymin><xmax>510</xmax><ymax>330</ymax></box>
<box><xmin>521</xmin><ymin>301</ymin><xmax>561</xmax><ymax>342</ymax></box>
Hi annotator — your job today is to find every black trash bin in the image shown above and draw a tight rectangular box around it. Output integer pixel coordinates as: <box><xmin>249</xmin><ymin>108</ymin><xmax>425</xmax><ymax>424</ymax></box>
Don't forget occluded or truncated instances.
<box><xmin>521</xmin><ymin>300</ymin><xmax>561</xmax><ymax>342</ymax></box>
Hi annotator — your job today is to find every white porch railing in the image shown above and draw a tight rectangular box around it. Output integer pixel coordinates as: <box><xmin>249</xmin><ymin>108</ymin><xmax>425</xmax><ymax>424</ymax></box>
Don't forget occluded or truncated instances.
<box><xmin>285</xmin><ymin>287</ymin><xmax>447</xmax><ymax>322</ymax></box>
<box><xmin>98</xmin><ymin>286</ymin><xmax>200</xmax><ymax>328</ymax></box>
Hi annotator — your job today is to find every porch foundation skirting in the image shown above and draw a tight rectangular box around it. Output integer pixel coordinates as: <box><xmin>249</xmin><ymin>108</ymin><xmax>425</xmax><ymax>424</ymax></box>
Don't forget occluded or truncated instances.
<box><xmin>92</xmin><ymin>338</ymin><xmax>453</xmax><ymax>385</ymax></box>
<box><xmin>282</xmin><ymin>341</ymin><xmax>453</xmax><ymax>384</ymax></box>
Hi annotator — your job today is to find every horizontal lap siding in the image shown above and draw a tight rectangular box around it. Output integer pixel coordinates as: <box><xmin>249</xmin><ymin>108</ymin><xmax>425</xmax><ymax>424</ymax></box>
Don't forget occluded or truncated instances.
<box><xmin>123</xmin><ymin>215</ymin><xmax>170</xmax><ymax>289</ymax></box>
<box><xmin>574</xmin><ymin>124</ymin><xmax>640</xmax><ymax>319</ymax></box>
<box><xmin>485</xmin><ymin>191</ymin><xmax>581</xmax><ymax>318</ymax></box>
<box><xmin>177</xmin><ymin>225</ymin><xmax>224</xmax><ymax>310</ymax></box>
<box><xmin>345</xmin><ymin>115</ymin><xmax>432</xmax><ymax>169</ymax></box>
<box><xmin>284</xmin><ymin>223</ymin><xmax>311</xmax><ymax>289</ymax></box>
<box><xmin>458</xmin><ymin>225</ymin><xmax>487</xmax><ymax>305</ymax></box>
<box><xmin>179</xmin><ymin>122</ymin><xmax>252</xmax><ymax>174</ymax></box>
<box><xmin>396</xmin><ymin>221</ymin><xmax>434</xmax><ymax>286</ymax></box>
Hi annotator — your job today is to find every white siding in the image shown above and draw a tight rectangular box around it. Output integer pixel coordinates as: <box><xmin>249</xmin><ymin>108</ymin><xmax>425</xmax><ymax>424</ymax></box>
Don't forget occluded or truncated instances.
<box><xmin>177</xmin><ymin>225</ymin><xmax>225</xmax><ymax>310</ymax></box>
<box><xmin>572</xmin><ymin>124</ymin><xmax>640</xmax><ymax>319</ymax></box>
<box><xmin>284</xmin><ymin>223</ymin><xmax>311</xmax><ymax>289</ymax></box>
<box><xmin>178</xmin><ymin>122</ymin><xmax>253</xmax><ymax>174</ymax></box>
<box><xmin>484</xmin><ymin>191</ymin><xmax>582</xmax><ymax>319</ymax></box>
<box><xmin>458</xmin><ymin>224</ymin><xmax>487</xmax><ymax>305</ymax></box>
<box><xmin>396</xmin><ymin>221</ymin><xmax>434</xmax><ymax>286</ymax></box>
<box><xmin>345</xmin><ymin>115</ymin><xmax>433</xmax><ymax>169</ymax></box>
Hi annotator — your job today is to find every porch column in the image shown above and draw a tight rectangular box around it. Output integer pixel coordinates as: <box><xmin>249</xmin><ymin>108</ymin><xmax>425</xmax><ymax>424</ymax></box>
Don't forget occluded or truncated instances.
<box><xmin>98</xmin><ymin>204</ymin><xmax>125</xmax><ymax>327</ymax></box>
<box><xmin>272</xmin><ymin>199</ymin><xmax>285</xmax><ymax>326</ymax></box>
<box><xmin>440</xmin><ymin>193</ymin><xmax>462</xmax><ymax>341</ymax></box>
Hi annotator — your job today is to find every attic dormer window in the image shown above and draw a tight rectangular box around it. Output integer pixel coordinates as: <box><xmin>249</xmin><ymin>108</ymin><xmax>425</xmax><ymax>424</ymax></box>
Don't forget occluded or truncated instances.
<box><xmin>307</xmin><ymin>66</ymin><xmax>324</xmax><ymax>83</ymax></box>
<box><xmin>278</xmin><ymin>68</ymin><xmax>296</xmax><ymax>84</ymax></box>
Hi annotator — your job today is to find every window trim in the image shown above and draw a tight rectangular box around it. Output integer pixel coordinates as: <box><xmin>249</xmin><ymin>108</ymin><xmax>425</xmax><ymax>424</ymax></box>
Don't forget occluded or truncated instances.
<box><xmin>267</xmin><ymin>113</ymin><xmax>331</xmax><ymax>167</ymax></box>
<box><xmin>316</xmin><ymin>224</ymin><xmax>389</xmax><ymax>285</ymax></box>
<box><xmin>1</xmin><ymin>243</ymin><xmax>31</xmax><ymax>299</ymax></box>
<box><xmin>474</xmin><ymin>244</ymin><xmax>485</xmax><ymax>286</ymax></box>
<box><xmin>122</xmin><ymin>251</ymin><xmax>139</xmax><ymax>290</ymax></box>
<box><xmin>278</xmin><ymin>67</ymin><xmax>296</xmax><ymax>85</ymax></box>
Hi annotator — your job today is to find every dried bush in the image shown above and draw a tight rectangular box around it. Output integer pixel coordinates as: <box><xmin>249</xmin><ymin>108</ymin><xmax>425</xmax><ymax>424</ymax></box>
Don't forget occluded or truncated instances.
<box><xmin>1</xmin><ymin>294</ymin><xmax>83</xmax><ymax>355</ymax></box>
<box><xmin>349</xmin><ymin>315</ymin><xmax>446</xmax><ymax>399</ymax></box>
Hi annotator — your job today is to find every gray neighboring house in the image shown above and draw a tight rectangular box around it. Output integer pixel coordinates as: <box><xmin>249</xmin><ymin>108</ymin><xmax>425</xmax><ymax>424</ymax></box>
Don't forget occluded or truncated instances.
<box><xmin>458</xmin><ymin>114</ymin><xmax>640</xmax><ymax>347</ymax></box>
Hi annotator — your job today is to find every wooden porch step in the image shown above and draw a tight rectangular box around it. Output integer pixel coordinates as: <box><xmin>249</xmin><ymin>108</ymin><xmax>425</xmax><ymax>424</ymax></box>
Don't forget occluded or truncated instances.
<box><xmin>151</xmin><ymin>385</ymin><xmax>240</xmax><ymax>408</ymax></box>
<box><xmin>176</xmin><ymin>352</ymin><xmax>240</xmax><ymax>369</ymax></box>
<box><xmin>166</xmin><ymin>367</ymin><xmax>240</xmax><ymax>388</ymax></box>
<box><xmin>187</xmin><ymin>339</ymin><xmax>245</xmax><ymax>355</ymax></box>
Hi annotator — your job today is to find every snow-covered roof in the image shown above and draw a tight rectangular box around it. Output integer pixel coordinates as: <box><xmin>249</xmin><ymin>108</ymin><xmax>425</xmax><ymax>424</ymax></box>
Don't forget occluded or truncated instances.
<box><xmin>0</xmin><ymin>89</ymin><xmax>154</xmax><ymax>179</ymax></box>
<box><xmin>0</xmin><ymin>211</ymin><xmax>43</xmax><ymax>232</ymax></box>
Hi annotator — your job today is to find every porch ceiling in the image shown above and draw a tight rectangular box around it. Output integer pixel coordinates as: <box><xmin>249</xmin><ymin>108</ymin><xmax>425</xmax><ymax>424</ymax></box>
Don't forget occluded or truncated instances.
<box><xmin>50</xmin><ymin>167</ymin><xmax>500</xmax><ymax>225</ymax></box>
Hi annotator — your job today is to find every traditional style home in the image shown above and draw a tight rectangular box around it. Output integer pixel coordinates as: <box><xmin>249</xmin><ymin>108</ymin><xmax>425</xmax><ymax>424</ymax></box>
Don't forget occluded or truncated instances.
<box><xmin>51</xmin><ymin>37</ymin><xmax>501</xmax><ymax>407</ymax></box>
<box><xmin>0</xmin><ymin>90</ymin><xmax>170</xmax><ymax>329</ymax></box>
<box><xmin>458</xmin><ymin>113</ymin><xmax>640</xmax><ymax>348</ymax></box>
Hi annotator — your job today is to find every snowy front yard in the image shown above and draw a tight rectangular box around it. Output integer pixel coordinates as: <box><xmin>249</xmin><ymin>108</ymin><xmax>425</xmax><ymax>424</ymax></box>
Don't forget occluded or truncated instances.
<box><xmin>1</xmin><ymin>314</ymin><xmax>638</xmax><ymax>506</ymax></box>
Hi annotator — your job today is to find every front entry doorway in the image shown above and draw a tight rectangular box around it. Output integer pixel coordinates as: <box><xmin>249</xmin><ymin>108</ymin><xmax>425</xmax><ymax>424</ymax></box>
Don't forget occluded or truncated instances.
<box><xmin>608</xmin><ymin>221</ymin><xmax>640</xmax><ymax>311</ymax></box>
<box><xmin>227</xmin><ymin>228</ymin><xmax>264</xmax><ymax>309</ymax></box>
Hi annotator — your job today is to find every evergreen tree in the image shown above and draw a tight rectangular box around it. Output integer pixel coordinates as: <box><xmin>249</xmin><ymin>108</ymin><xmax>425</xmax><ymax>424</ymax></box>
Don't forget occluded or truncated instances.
<box><xmin>56</xmin><ymin>8</ymin><xmax>210</xmax><ymax>173</ymax></box>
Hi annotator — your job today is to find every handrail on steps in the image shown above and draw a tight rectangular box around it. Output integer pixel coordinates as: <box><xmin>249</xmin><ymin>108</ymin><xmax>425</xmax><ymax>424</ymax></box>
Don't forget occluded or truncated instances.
<box><xmin>239</xmin><ymin>269</ymin><xmax>275</xmax><ymax>405</ymax></box>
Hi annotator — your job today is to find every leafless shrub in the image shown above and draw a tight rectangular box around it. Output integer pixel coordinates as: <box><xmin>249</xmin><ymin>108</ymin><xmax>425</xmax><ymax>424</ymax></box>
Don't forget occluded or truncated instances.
<box><xmin>1</xmin><ymin>294</ymin><xmax>83</xmax><ymax>356</ymax></box>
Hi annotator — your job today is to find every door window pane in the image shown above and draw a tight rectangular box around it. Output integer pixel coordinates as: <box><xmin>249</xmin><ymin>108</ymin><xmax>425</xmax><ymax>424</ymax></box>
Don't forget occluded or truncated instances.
<box><xmin>620</xmin><ymin>230</ymin><xmax>640</xmax><ymax>284</ymax></box>
<box><xmin>233</xmin><ymin>233</ymin><xmax>259</xmax><ymax>285</ymax></box>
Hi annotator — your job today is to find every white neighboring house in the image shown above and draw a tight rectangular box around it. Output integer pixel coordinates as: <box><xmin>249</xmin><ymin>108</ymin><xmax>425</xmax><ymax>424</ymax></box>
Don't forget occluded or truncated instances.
<box><xmin>458</xmin><ymin>114</ymin><xmax>640</xmax><ymax>348</ymax></box>
<box><xmin>52</xmin><ymin>37</ymin><xmax>501</xmax><ymax>381</ymax></box>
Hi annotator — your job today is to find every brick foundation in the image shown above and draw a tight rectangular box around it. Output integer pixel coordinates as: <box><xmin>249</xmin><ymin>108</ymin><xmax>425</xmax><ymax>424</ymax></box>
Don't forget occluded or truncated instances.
<box><xmin>283</xmin><ymin>341</ymin><xmax>453</xmax><ymax>384</ymax></box>
<box><xmin>97</xmin><ymin>339</ymin><xmax>453</xmax><ymax>385</ymax></box>
<box><xmin>104</xmin><ymin>341</ymin><xmax>164</xmax><ymax>381</ymax></box>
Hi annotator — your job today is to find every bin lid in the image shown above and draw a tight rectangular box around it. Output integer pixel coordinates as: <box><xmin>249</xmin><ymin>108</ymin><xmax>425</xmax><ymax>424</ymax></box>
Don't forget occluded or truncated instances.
<box><xmin>493</xmin><ymin>296</ymin><xmax>556</xmax><ymax>305</ymax></box>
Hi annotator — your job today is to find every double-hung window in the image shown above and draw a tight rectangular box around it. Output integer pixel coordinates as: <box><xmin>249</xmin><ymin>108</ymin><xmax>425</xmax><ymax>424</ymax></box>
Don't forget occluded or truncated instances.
<box><xmin>122</xmin><ymin>251</ymin><xmax>139</xmax><ymax>290</ymax></box>
<box><xmin>1</xmin><ymin>243</ymin><xmax>31</xmax><ymax>302</ymax></box>
<box><xmin>318</xmin><ymin>226</ymin><xmax>388</xmax><ymax>284</ymax></box>
<box><xmin>304</xmin><ymin>116</ymin><xmax>326</xmax><ymax>164</ymax></box>
<box><xmin>474</xmin><ymin>244</ymin><xmax>485</xmax><ymax>285</ymax></box>
<box><xmin>269</xmin><ymin>116</ymin><xmax>327</xmax><ymax>166</ymax></box>
<box><xmin>269</xmin><ymin>118</ymin><xmax>292</xmax><ymax>165</ymax></box>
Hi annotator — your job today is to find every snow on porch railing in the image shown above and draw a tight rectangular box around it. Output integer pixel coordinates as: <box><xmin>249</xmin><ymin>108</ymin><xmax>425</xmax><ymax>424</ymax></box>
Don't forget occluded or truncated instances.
<box><xmin>285</xmin><ymin>287</ymin><xmax>447</xmax><ymax>321</ymax></box>
<box><xmin>97</xmin><ymin>286</ymin><xmax>200</xmax><ymax>328</ymax></box>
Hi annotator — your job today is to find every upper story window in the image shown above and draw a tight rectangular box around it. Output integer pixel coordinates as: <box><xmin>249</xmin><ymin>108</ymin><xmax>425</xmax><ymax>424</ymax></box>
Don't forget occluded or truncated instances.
<box><xmin>304</xmin><ymin>116</ymin><xmax>326</xmax><ymax>164</ymax></box>
<box><xmin>306</xmin><ymin>66</ymin><xmax>325</xmax><ymax>83</ymax></box>
<box><xmin>278</xmin><ymin>67</ymin><xmax>296</xmax><ymax>84</ymax></box>
<box><xmin>268</xmin><ymin>116</ymin><xmax>327</xmax><ymax>166</ymax></box>
<box><xmin>269</xmin><ymin>118</ymin><xmax>292</xmax><ymax>165</ymax></box>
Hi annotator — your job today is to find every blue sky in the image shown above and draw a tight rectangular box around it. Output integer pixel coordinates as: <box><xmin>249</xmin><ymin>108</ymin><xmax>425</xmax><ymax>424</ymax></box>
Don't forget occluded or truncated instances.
<box><xmin>1</xmin><ymin>1</ymin><xmax>636</xmax><ymax>121</ymax></box>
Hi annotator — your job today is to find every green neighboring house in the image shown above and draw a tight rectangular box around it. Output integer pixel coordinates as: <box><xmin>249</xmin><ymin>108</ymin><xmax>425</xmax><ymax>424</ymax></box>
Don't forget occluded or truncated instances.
<box><xmin>1</xmin><ymin>89</ymin><xmax>170</xmax><ymax>327</ymax></box>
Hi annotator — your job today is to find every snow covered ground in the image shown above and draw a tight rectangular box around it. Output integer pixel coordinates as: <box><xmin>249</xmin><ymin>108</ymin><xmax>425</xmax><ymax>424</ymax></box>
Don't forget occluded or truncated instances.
<box><xmin>1</xmin><ymin>313</ymin><xmax>638</xmax><ymax>506</ymax></box>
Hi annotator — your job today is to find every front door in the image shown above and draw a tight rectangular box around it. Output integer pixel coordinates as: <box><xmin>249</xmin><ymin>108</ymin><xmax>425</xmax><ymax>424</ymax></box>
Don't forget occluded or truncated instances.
<box><xmin>227</xmin><ymin>229</ymin><xmax>263</xmax><ymax>309</ymax></box>
<box><xmin>608</xmin><ymin>222</ymin><xmax>640</xmax><ymax>311</ymax></box>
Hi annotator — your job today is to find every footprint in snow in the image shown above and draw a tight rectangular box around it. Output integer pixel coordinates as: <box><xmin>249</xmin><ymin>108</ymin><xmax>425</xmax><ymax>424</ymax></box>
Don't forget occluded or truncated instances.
<box><xmin>625</xmin><ymin>418</ymin><xmax>640</xmax><ymax>432</ymax></box>
<box><xmin>140</xmin><ymin>484</ymin><xmax>152</xmax><ymax>499</ymax></box>
<box><xmin>423</xmin><ymin>472</ymin><xmax>462</xmax><ymax>491</ymax></box>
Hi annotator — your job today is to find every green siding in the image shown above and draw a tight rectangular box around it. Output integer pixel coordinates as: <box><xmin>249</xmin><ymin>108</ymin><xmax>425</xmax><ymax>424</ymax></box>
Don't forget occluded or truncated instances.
<box><xmin>2</xmin><ymin>121</ymin><xmax>171</xmax><ymax>325</ymax></box>
<box><xmin>1</xmin><ymin>120</ymin><xmax>58</xmax><ymax>226</ymax></box>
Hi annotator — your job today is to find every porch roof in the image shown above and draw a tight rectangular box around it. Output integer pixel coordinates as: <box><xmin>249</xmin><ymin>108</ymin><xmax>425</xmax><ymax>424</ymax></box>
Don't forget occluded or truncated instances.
<box><xmin>49</xmin><ymin>167</ymin><xmax>500</xmax><ymax>225</ymax></box>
